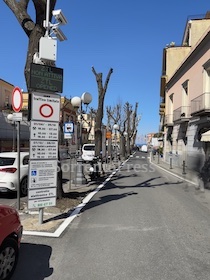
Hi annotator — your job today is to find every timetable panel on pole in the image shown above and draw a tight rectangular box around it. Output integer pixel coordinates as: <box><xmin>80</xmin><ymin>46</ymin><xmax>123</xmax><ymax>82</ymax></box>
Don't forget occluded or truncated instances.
<box><xmin>30</xmin><ymin>121</ymin><xmax>59</xmax><ymax>140</ymax></box>
<box><xmin>30</xmin><ymin>140</ymin><xmax>58</xmax><ymax>159</ymax></box>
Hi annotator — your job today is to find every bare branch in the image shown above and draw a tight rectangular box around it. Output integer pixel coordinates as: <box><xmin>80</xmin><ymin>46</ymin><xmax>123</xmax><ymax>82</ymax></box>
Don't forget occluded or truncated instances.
<box><xmin>4</xmin><ymin>0</ymin><xmax>35</xmax><ymax>36</ymax></box>
<box><xmin>103</xmin><ymin>68</ymin><xmax>113</xmax><ymax>93</ymax></box>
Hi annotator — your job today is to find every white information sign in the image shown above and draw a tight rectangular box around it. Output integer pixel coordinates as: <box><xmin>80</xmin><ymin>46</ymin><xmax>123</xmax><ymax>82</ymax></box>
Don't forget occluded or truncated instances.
<box><xmin>31</xmin><ymin>92</ymin><xmax>60</xmax><ymax>122</ymax></box>
<box><xmin>28</xmin><ymin>160</ymin><xmax>57</xmax><ymax>189</ymax></box>
<box><xmin>31</xmin><ymin>121</ymin><xmax>59</xmax><ymax>140</ymax></box>
<box><xmin>28</xmin><ymin>197</ymin><xmax>56</xmax><ymax>209</ymax></box>
<box><xmin>28</xmin><ymin>187</ymin><xmax>57</xmax><ymax>199</ymax></box>
<box><xmin>64</xmin><ymin>133</ymin><xmax>73</xmax><ymax>139</ymax></box>
<box><xmin>12</xmin><ymin>112</ymin><xmax>23</xmax><ymax>121</ymax></box>
<box><xmin>30</xmin><ymin>140</ymin><xmax>58</xmax><ymax>159</ymax></box>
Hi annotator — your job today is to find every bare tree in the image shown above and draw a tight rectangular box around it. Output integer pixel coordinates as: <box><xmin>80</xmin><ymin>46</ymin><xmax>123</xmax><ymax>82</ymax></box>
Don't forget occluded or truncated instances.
<box><xmin>124</xmin><ymin>101</ymin><xmax>139</xmax><ymax>152</ymax></box>
<box><xmin>130</xmin><ymin>102</ymin><xmax>139</xmax><ymax>148</ymax></box>
<box><xmin>106</xmin><ymin>103</ymin><xmax>128</xmax><ymax>158</ymax></box>
<box><xmin>4</xmin><ymin>0</ymin><xmax>57</xmax><ymax>89</ymax></box>
<box><xmin>92</xmin><ymin>66</ymin><xmax>113</xmax><ymax>157</ymax></box>
<box><xmin>107</xmin><ymin>101</ymin><xmax>139</xmax><ymax>156</ymax></box>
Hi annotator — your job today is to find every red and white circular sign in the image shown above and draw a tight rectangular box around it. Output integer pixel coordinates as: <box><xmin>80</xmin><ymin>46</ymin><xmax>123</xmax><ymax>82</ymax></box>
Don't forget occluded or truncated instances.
<box><xmin>39</xmin><ymin>104</ymin><xmax>54</xmax><ymax>118</ymax></box>
<box><xmin>12</xmin><ymin>87</ymin><xmax>23</xmax><ymax>112</ymax></box>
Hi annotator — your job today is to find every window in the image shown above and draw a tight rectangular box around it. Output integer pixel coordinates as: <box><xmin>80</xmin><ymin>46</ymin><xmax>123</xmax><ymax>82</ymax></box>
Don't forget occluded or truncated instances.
<box><xmin>83</xmin><ymin>144</ymin><xmax>95</xmax><ymax>151</ymax></box>
<box><xmin>0</xmin><ymin>157</ymin><xmax>15</xmax><ymax>166</ymax></box>
<box><xmin>182</xmin><ymin>80</ymin><xmax>189</xmax><ymax>106</ymax></box>
<box><xmin>168</xmin><ymin>93</ymin><xmax>174</xmax><ymax>122</ymax></box>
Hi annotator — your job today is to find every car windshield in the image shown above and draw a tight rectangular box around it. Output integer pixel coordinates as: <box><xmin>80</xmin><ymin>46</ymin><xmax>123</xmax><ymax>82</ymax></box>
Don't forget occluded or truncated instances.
<box><xmin>83</xmin><ymin>145</ymin><xmax>95</xmax><ymax>151</ymax></box>
<box><xmin>0</xmin><ymin>157</ymin><xmax>15</xmax><ymax>166</ymax></box>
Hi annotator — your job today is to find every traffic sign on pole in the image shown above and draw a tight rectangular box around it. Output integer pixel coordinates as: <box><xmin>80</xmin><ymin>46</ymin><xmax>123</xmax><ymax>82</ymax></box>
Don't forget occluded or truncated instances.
<box><xmin>64</xmin><ymin>122</ymin><xmax>74</xmax><ymax>133</ymax></box>
<box><xmin>12</xmin><ymin>87</ymin><xmax>23</xmax><ymax>113</ymax></box>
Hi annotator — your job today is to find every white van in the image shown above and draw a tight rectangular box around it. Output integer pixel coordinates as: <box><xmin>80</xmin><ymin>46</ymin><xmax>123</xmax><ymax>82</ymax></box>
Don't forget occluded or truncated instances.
<box><xmin>82</xmin><ymin>144</ymin><xmax>95</xmax><ymax>162</ymax></box>
<box><xmin>140</xmin><ymin>144</ymin><xmax>148</xmax><ymax>153</ymax></box>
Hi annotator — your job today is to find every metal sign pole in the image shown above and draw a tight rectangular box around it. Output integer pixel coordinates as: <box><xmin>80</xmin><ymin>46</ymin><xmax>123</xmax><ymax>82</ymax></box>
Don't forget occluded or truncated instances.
<box><xmin>69</xmin><ymin>138</ymin><xmax>72</xmax><ymax>189</ymax></box>
<box><xmin>39</xmin><ymin>208</ymin><xmax>44</xmax><ymax>224</ymax></box>
<box><xmin>17</xmin><ymin>121</ymin><xmax>20</xmax><ymax>210</ymax></box>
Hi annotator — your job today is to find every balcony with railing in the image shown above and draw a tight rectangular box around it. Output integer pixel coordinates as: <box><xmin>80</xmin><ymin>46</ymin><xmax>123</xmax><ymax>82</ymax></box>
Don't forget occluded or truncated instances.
<box><xmin>159</xmin><ymin>102</ymin><xmax>165</xmax><ymax>116</ymax></box>
<box><xmin>164</xmin><ymin>114</ymin><xmax>173</xmax><ymax>126</ymax></box>
<box><xmin>173</xmin><ymin>106</ymin><xmax>191</xmax><ymax>123</ymax></box>
<box><xmin>191</xmin><ymin>92</ymin><xmax>210</xmax><ymax>116</ymax></box>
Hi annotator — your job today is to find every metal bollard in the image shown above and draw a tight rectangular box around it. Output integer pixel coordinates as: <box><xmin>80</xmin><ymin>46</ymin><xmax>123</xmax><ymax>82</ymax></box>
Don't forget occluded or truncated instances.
<box><xmin>157</xmin><ymin>153</ymin><xmax>160</xmax><ymax>164</ymax></box>
<box><xmin>182</xmin><ymin>160</ymin><xmax>186</xmax><ymax>174</ymax></box>
<box><xmin>170</xmin><ymin>157</ymin><xmax>172</xmax><ymax>169</ymax></box>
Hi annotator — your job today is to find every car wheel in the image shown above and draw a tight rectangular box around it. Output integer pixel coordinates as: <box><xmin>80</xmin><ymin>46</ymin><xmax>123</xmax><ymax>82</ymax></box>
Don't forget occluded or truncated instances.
<box><xmin>20</xmin><ymin>176</ymin><xmax>28</xmax><ymax>197</ymax></box>
<box><xmin>0</xmin><ymin>238</ymin><xmax>19</xmax><ymax>280</ymax></box>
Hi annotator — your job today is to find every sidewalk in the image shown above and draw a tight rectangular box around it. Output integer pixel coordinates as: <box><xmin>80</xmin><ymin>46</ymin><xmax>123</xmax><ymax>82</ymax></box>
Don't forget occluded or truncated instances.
<box><xmin>150</xmin><ymin>153</ymin><xmax>210</xmax><ymax>211</ymax></box>
<box><xmin>150</xmin><ymin>153</ymin><xmax>200</xmax><ymax>187</ymax></box>
<box><xmin>150</xmin><ymin>153</ymin><xmax>210</xmax><ymax>197</ymax></box>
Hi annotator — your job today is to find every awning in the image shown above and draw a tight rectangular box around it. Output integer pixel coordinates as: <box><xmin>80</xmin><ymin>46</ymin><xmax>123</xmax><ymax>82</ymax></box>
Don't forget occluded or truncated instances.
<box><xmin>201</xmin><ymin>130</ymin><xmax>210</xmax><ymax>141</ymax></box>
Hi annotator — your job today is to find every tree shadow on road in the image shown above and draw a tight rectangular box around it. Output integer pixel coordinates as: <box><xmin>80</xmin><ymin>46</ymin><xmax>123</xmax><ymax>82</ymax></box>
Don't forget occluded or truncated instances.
<box><xmin>134</xmin><ymin>178</ymin><xmax>183</xmax><ymax>188</ymax></box>
<box><xmin>81</xmin><ymin>182</ymin><xmax>138</xmax><ymax>212</ymax></box>
<box><xmin>11</xmin><ymin>243</ymin><xmax>53</xmax><ymax>280</ymax></box>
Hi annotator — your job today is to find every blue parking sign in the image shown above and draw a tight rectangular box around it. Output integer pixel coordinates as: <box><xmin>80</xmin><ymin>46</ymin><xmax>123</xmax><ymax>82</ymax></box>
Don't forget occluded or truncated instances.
<box><xmin>64</xmin><ymin>122</ymin><xmax>74</xmax><ymax>133</ymax></box>
<box><xmin>31</xmin><ymin>170</ymin><xmax>37</xmax><ymax>176</ymax></box>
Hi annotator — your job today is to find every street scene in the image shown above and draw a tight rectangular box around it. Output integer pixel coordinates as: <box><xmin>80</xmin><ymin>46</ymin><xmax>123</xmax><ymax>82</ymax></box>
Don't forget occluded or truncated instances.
<box><xmin>1</xmin><ymin>0</ymin><xmax>210</xmax><ymax>280</ymax></box>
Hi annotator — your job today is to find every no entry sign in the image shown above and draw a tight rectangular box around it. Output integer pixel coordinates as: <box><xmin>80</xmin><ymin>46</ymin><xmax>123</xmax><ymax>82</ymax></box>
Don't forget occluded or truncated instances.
<box><xmin>12</xmin><ymin>87</ymin><xmax>23</xmax><ymax>112</ymax></box>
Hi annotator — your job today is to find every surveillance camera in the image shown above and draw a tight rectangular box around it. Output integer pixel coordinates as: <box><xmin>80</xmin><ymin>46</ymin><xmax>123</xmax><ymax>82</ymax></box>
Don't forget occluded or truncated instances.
<box><xmin>52</xmin><ymin>26</ymin><xmax>67</xmax><ymax>41</ymax></box>
<box><xmin>52</xmin><ymin>9</ymin><xmax>67</xmax><ymax>25</ymax></box>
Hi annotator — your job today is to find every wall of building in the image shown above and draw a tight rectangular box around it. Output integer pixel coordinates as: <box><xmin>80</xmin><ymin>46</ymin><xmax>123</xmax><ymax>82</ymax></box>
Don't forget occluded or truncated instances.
<box><xmin>0</xmin><ymin>79</ymin><xmax>14</xmax><ymax>109</ymax></box>
<box><xmin>166</xmin><ymin>47</ymin><xmax>191</xmax><ymax>80</ymax></box>
<box><xmin>191</xmin><ymin>19</ymin><xmax>210</xmax><ymax>47</ymax></box>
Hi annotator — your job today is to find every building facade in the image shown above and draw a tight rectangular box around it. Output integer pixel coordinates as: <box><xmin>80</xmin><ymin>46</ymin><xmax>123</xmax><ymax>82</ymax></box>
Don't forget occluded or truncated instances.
<box><xmin>160</xmin><ymin>12</ymin><xmax>210</xmax><ymax>171</ymax></box>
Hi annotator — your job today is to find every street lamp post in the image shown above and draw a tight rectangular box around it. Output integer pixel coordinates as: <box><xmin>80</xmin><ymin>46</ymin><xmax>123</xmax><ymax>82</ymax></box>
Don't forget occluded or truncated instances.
<box><xmin>113</xmin><ymin>124</ymin><xmax>119</xmax><ymax>162</ymax></box>
<box><xmin>71</xmin><ymin>92</ymin><xmax>92</xmax><ymax>185</ymax></box>
<box><xmin>123</xmin><ymin>131</ymin><xmax>128</xmax><ymax>158</ymax></box>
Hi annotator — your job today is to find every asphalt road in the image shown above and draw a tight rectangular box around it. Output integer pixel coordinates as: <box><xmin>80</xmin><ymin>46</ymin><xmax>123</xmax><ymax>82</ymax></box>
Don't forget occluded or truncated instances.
<box><xmin>12</xmin><ymin>152</ymin><xmax>210</xmax><ymax>280</ymax></box>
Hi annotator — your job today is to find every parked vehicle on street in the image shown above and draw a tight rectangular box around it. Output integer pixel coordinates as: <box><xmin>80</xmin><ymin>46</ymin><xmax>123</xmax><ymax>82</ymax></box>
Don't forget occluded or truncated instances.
<box><xmin>0</xmin><ymin>152</ymin><xmax>29</xmax><ymax>196</ymax></box>
<box><xmin>89</xmin><ymin>156</ymin><xmax>100</xmax><ymax>180</ymax></box>
<box><xmin>140</xmin><ymin>144</ymin><xmax>148</xmax><ymax>153</ymax></box>
<box><xmin>82</xmin><ymin>144</ymin><xmax>95</xmax><ymax>162</ymax></box>
<box><xmin>0</xmin><ymin>152</ymin><xmax>63</xmax><ymax>198</ymax></box>
<box><xmin>0</xmin><ymin>204</ymin><xmax>23</xmax><ymax>280</ymax></box>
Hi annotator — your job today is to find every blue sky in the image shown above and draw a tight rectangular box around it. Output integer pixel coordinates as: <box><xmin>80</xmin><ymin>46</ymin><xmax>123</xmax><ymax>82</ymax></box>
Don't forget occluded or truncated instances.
<box><xmin>1</xmin><ymin>0</ymin><xmax>210</xmax><ymax>143</ymax></box>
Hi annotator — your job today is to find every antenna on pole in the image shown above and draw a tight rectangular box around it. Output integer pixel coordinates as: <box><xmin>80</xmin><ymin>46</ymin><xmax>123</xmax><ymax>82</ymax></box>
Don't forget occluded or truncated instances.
<box><xmin>45</xmin><ymin>0</ymin><xmax>50</xmax><ymax>37</ymax></box>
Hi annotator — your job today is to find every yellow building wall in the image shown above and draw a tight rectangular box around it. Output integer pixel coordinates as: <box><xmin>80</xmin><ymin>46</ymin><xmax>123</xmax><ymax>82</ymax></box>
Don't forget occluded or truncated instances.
<box><xmin>0</xmin><ymin>79</ymin><xmax>14</xmax><ymax>109</ymax></box>
<box><xmin>191</xmin><ymin>19</ymin><xmax>210</xmax><ymax>47</ymax></box>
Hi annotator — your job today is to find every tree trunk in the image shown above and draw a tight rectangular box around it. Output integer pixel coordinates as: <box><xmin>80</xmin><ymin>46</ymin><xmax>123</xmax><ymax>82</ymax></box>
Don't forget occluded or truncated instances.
<box><xmin>92</xmin><ymin>67</ymin><xmax>113</xmax><ymax>157</ymax></box>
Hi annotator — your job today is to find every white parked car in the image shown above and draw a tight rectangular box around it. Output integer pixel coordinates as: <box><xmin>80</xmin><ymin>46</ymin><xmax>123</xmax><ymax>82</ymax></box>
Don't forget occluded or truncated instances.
<box><xmin>0</xmin><ymin>152</ymin><xmax>29</xmax><ymax>196</ymax></box>
<box><xmin>140</xmin><ymin>145</ymin><xmax>148</xmax><ymax>153</ymax></box>
<box><xmin>82</xmin><ymin>144</ymin><xmax>95</xmax><ymax>162</ymax></box>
